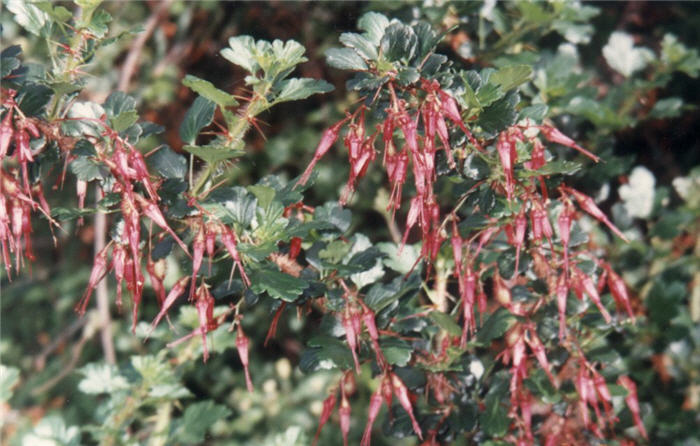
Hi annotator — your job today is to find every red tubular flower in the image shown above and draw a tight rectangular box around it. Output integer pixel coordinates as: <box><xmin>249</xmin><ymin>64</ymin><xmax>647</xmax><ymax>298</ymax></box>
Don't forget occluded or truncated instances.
<box><xmin>556</xmin><ymin>274</ymin><xmax>569</xmax><ymax>340</ymax></box>
<box><xmin>493</xmin><ymin>270</ymin><xmax>512</xmax><ymax>308</ymax></box>
<box><xmin>391</xmin><ymin>372</ymin><xmax>423</xmax><ymax>439</ymax></box>
<box><xmin>397</xmin><ymin>111</ymin><xmax>418</xmax><ymax>155</ymax></box>
<box><xmin>135</xmin><ymin>194</ymin><xmax>189</xmax><ymax>254</ymax></box>
<box><xmin>591</xmin><ymin>369</ymin><xmax>615</xmax><ymax>425</ymax></box>
<box><xmin>220</xmin><ymin>225</ymin><xmax>250</xmax><ymax>286</ymax></box>
<box><xmin>435</xmin><ymin>111</ymin><xmax>455</xmax><ymax>168</ymax></box>
<box><xmin>112</xmin><ymin>244</ymin><xmax>127</xmax><ymax>309</ymax></box>
<box><xmin>289</xmin><ymin>236</ymin><xmax>302</xmax><ymax>259</ymax></box>
<box><xmin>525</xmin><ymin>328</ymin><xmax>556</xmax><ymax>386</ymax></box>
<box><xmin>204</xmin><ymin>222</ymin><xmax>217</xmax><ymax>273</ymax></box>
<box><xmin>361</xmin><ymin>387</ymin><xmax>384</xmax><ymax>446</ymax></box>
<box><xmin>557</xmin><ymin>206</ymin><xmax>572</xmax><ymax>278</ymax></box>
<box><xmin>298</xmin><ymin>117</ymin><xmax>350</xmax><ymax>186</ymax></box>
<box><xmin>381</xmin><ymin>374</ymin><xmax>393</xmax><ymax>417</ymax></box>
<box><xmin>0</xmin><ymin>107</ymin><xmax>14</xmax><ymax>159</ymax></box>
<box><xmin>342</xmin><ymin>311</ymin><xmax>362</xmax><ymax>373</ymax></box>
<box><xmin>14</xmin><ymin>128</ymin><xmax>32</xmax><ymax>163</ymax></box>
<box><xmin>400</xmin><ymin>196</ymin><xmax>422</xmax><ymax>250</ymax></box>
<box><xmin>361</xmin><ymin>307</ymin><xmax>385</xmax><ymax>367</ymax></box>
<box><xmin>618</xmin><ymin>375</ymin><xmax>648</xmax><ymax>439</ymax></box>
<box><xmin>605</xmin><ymin>265</ymin><xmax>635</xmax><ymax>318</ymax></box>
<box><xmin>475</xmin><ymin>225</ymin><xmax>499</xmax><ymax>257</ymax></box>
<box><xmin>539</xmin><ymin>125</ymin><xmax>600</xmax><ymax>162</ymax></box>
<box><xmin>339</xmin><ymin>388</ymin><xmax>352</xmax><ymax>446</ymax></box>
<box><xmin>264</xmin><ymin>302</ymin><xmax>286</xmax><ymax>347</ymax></box>
<box><xmin>312</xmin><ymin>392</ymin><xmax>337</xmax><ymax>446</ymax></box>
<box><xmin>525</xmin><ymin>138</ymin><xmax>546</xmax><ymax>170</ymax></box>
<box><xmin>76</xmin><ymin>180</ymin><xmax>87</xmax><ymax>226</ymax></box>
<box><xmin>0</xmin><ymin>196</ymin><xmax>12</xmax><ymax>278</ymax></box>
<box><xmin>438</xmin><ymin>90</ymin><xmax>465</xmax><ymax>133</ymax></box>
<box><xmin>148</xmin><ymin>276</ymin><xmax>190</xmax><ymax>334</ymax></box>
<box><xmin>236</xmin><ymin>324</ymin><xmax>254</xmax><ymax>393</ymax></box>
<box><xmin>146</xmin><ymin>256</ymin><xmax>166</xmax><ymax>307</ymax></box>
<box><xmin>190</xmin><ymin>224</ymin><xmax>205</xmax><ymax>299</ymax></box>
<box><xmin>564</xmin><ymin>186</ymin><xmax>629</xmax><ymax>242</ymax></box>
<box><xmin>573</xmin><ymin>267</ymin><xmax>612</xmax><ymax>323</ymax></box>
<box><xmin>76</xmin><ymin>246</ymin><xmax>112</xmax><ymax>315</ymax></box>
<box><xmin>128</xmin><ymin>149</ymin><xmax>159</xmax><ymax>201</ymax></box>
<box><xmin>460</xmin><ymin>265</ymin><xmax>476</xmax><ymax>347</ymax></box>
<box><xmin>497</xmin><ymin>132</ymin><xmax>517</xmax><ymax>201</ymax></box>
<box><xmin>194</xmin><ymin>284</ymin><xmax>215</xmax><ymax>362</ymax></box>
<box><xmin>513</xmin><ymin>212</ymin><xmax>527</xmax><ymax>276</ymax></box>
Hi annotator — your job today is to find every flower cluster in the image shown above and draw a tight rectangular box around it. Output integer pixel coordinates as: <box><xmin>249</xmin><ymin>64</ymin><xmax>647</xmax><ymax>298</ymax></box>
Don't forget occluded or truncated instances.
<box><xmin>0</xmin><ymin>88</ymin><xmax>60</xmax><ymax>277</ymax></box>
<box><xmin>298</xmin><ymin>76</ymin><xmax>646</xmax><ymax>444</ymax></box>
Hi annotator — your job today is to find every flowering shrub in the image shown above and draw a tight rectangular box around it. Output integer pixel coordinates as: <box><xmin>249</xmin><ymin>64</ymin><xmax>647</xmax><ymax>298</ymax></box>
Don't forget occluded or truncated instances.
<box><xmin>2</xmin><ymin>2</ymin><xmax>699</xmax><ymax>445</ymax></box>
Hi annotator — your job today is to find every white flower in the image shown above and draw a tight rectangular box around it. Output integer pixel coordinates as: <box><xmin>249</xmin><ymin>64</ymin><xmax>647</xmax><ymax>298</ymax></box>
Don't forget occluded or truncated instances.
<box><xmin>480</xmin><ymin>0</ymin><xmax>497</xmax><ymax>20</ymax></box>
<box><xmin>603</xmin><ymin>32</ymin><xmax>654</xmax><ymax>77</ymax></box>
<box><xmin>469</xmin><ymin>359</ymin><xmax>484</xmax><ymax>379</ymax></box>
<box><xmin>619</xmin><ymin>166</ymin><xmax>656</xmax><ymax>218</ymax></box>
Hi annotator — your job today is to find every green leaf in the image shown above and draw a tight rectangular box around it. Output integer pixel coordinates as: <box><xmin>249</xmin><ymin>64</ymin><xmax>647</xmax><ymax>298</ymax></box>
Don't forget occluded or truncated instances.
<box><xmin>358</xmin><ymin>12</ymin><xmax>390</xmax><ymax>46</ymax></box>
<box><xmin>325</xmin><ymin>48</ymin><xmax>368</xmax><ymax>71</ymax></box>
<box><xmin>70</xmin><ymin>157</ymin><xmax>109</xmax><ymax>182</ymax></box>
<box><xmin>315</xmin><ymin>202</ymin><xmax>351</xmax><ymax>232</ymax></box>
<box><xmin>208</xmin><ymin>186</ymin><xmax>257</xmax><ymax>227</ymax></box>
<box><xmin>649</xmin><ymin>97</ymin><xmax>683</xmax><ymax>119</ymax></box>
<box><xmin>1</xmin><ymin>51</ymin><xmax>21</xmax><ymax>78</ymax></box>
<box><xmin>299</xmin><ymin>338</ymin><xmax>353</xmax><ymax>373</ymax></box>
<box><xmin>476</xmin><ymin>308</ymin><xmax>516</xmax><ymax>345</ymax></box>
<box><xmin>174</xmin><ymin>401</ymin><xmax>231</xmax><ymax>445</ymax></box>
<box><xmin>221</xmin><ymin>35</ymin><xmax>258</xmax><ymax>73</ymax></box>
<box><xmin>275</xmin><ymin>78</ymin><xmax>334</xmax><ymax>103</ymax></box>
<box><xmin>364</xmin><ymin>274</ymin><xmax>421</xmax><ymax>313</ymax></box>
<box><xmin>52</xmin><ymin>206</ymin><xmax>96</xmax><ymax>221</ymax></box>
<box><xmin>480</xmin><ymin>372</ymin><xmax>510</xmax><ymax>437</ymax></box>
<box><xmin>248</xmin><ymin>184</ymin><xmax>276</xmax><ymax>210</ymax></box>
<box><xmin>249</xmin><ymin>266</ymin><xmax>309</xmax><ymax>302</ymax></box>
<box><xmin>22</xmin><ymin>415</ymin><xmax>80</xmax><ymax>446</ymax></box>
<box><xmin>397</xmin><ymin>67</ymin><xmax>420</xmax><ymax>86</ymax></box>
<box><xmin>377</xmin><ymin>242</ymin><xmax>420</xmax><ymax>275</ymax></box>
<box><xmin>478</xmin><ymin>91</ymin><xmax>520</xmax><ymax>135</ymax></box>
<box><xmin>380</xmin><ymin>23</ymin><xmax>418</xmax><ymax>63</ymax></box>
<box><xmin>429</xmin><ymin>311</ymin><xmax>462</xmax><ymax>337</ymax></box>
<box><xmin>269</xmin><ymin>39</ymin><xmax>307</xmax><ymax>74</ymax></box>
<box><xmin>182</xmin><ymin>74</ymin><xmax>239</xmax><ymax>107</ymax></box>
<box><xmin>150</xmin><ymin>146</ymin><xmax>187</xmax><ymax>179</ymax></box>
<box><xmin>33</xmin><ymin>2</ymin><xmax>73</xmax><ymax>23</ymax></box>
<box><xmin>519</xmin><ymin>104</ymin><xmax>548</xmax><ymax>122</ymax></box>
<box><xmin>380</xmin><ymin>337</ymin><xmax>413</xmax><ymax>366</ymax></box>
<box><xmin>0</xmin><ymin>365</ymin><xmax>19</xmax><ymax>403</ymax></box>
<box><xmin>521</xmin><ymin>160</ymin><xmax>582</xmax><ymax>177</ymax></box>
<box><xmin>300</xmin><ymin>336</ymin><xmax>354</xmax><ymax>372</ymax></box>
<box><xmin>462</xmin><ymin>153</ymin><xmax>490</xmax><ymax>181</ymax></box>
<box><xmin>413</xmin><ymin>21</ymin><xmax>441</xmax><ymax>59</ymax></box>
<box><xmin>109</xmin><ymin>110</ymin><xmax>139</xmax><ymax>133</ymax></box>
<box><xmin>340</xmin><ymin>32</ymin><xmax>378</xmax><ymax>60</ymax></box>
<box><xmin>490</xmin><ymin>65</ymin><xmax>533</xmax><ymax>92</ymax></box>
<box><xmin>86</xmin><ymin>9</ymin><xmax>112</xmax><ymax>38</ymax></box>
<box><xmin>103</xmin><ymin>91</ymin><xmax>136</xmax><ymax>117</ymax></box>
<box><xmin>18</xmin><ymin>83</ymin><xmax>53</xmax><ymax>116</ymax></box>
<box><xmin>475</xmin><ymin>83</ymin><xmax>504</xmax><ymax>108</ymax></box>
<box><xmin>7</xmin><ymin>0</ymin><xmax>49</xmax><ymax>37</ymax></box>
<box><xmin>180</xmin><ymin>96</ymin><xmax>216</xmax><ymax>145</ymax></box>
<box><xmin>78</xmin><ymin>363</ymin><xmax>129</xmax><ymax>394</ymax></box>
<box><xmin>661</xmin><ymin>33</ymin><xmax>700</xmax><ymax>78</ymax></box>
<box><xmin>182</xmin><ymin>143</ymin><xmax>245</xmax><ymax>164</ymax></box>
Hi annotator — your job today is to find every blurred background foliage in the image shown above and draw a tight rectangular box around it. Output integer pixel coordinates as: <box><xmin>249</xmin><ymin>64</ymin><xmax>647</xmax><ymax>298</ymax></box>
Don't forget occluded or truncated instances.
<box><xmin>1</xmin><ymin>1</ymin><xmax>698</xmax><ymax>445</ymax></box>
